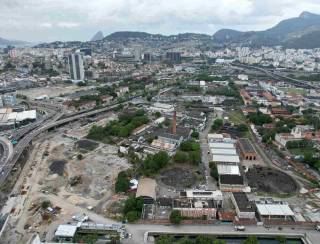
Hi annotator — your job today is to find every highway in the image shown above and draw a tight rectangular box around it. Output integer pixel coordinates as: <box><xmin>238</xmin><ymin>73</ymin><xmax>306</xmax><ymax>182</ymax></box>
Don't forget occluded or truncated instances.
<box><xmin>232</xmin><ymin>63</ymin><xmax>319</xmax><ymax>89</ymax></box>
<box><xmin>0</xmin><ymin>99</ymin><xmax>134</xmax><ymax>186</ymax></box>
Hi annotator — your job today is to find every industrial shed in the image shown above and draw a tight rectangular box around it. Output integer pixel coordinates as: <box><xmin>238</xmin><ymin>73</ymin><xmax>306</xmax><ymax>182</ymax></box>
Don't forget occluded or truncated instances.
<box><xmin>136</xmin><ymin>178</ymin><xmax>157</xmax><ymax>204</ymax></box>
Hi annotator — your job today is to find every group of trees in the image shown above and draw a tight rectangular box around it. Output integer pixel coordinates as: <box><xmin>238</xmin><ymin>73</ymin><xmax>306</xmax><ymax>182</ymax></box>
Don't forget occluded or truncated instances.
<box><xmin>156</xmin><ymin>235</ymin><xmax>275</xmax><ymax>244</ymax></box>
<box><xmin>286</xmin><ymin>139</ymin><xmax>314</xmax><ymax>149</ymax></box>
<box><xmin>87</xmin><ymin>109</ymin><xmax>149</xmax><ymax>141</ymax></box>
<box><xmin>196</xmin><ymin>73</ymin><xmax>229</xmax><ymax>82</ymax></box>
<box><xmin>139</xmin><ymin>151</ymin><xmax>170</xmax><ymax>176</ymax></box>
<box><xmin>115</xmin><ymin>170</ymin><xmax>131</xmax><ymax>193</ymax></box>
<box><xmin>248</xmin><ymin>112</ymin><xmax>272</xmax><ymax>126</ymax></box>
<box><xmin>156</xmin><ymin>235</ymin><xmax>227</xmax><ymax>244</ymax></box>
<box><xmin>209</xmin><ymin>162</ymin><xmax>219</xmax><ymax>181</ymax></box>
<box><xmin>173</xmin><ymin>140</ymin><xmax>201</xmax><ymax>165</ymax></box>
<box><xmin>71</xmin><ymin>94</ymin><xmax>102</xmax><ymax>108</ymax></box>
<box><xmin>211</xmin><ymin>118</ymin><xmax>223</xmax><ymax>131</ymax></box>
<box><xmin>169</xmin><ymin>210</ymin><xmax>183</xmax><ymax>224</ymax></box>
<box><xmin>123</xmin><ymin>197</ymin><xmax>143</xmax><ymax>223</ymax></box>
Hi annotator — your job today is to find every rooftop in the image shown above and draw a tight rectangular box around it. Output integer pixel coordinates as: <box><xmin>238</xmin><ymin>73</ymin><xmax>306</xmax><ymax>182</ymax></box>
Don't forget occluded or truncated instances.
<box><xmin>212</xmin><ymin>154</ymin><xmax>240</xmax><ymax>164</ymax></box>
<box><xmin>238</xmin><ymin>138</ymin><xmax>256</xmax><ymax>154</ymax></box>
<box><xmin>220</xmin><ymin>175</ymin><xmax>244</xmax><ymax>185</ymax></box>
<box><xmin>217</xmin><ymin>164</ymin><xmax>240</xmax><ymax>175</ymax></box>
<box><xmin>54</xmin><ymin>224</ymin><xmax>77</xmax><ymax>237</ymax></box>
<box><xmin>136</xmin><ymin>178</ymin><xmax>156</xmax><ymax>200</ymax></box>
<box><xmin>232</xmin><ymin>192</ymin><xmax>255</xmax><ymax>212</ymax></box>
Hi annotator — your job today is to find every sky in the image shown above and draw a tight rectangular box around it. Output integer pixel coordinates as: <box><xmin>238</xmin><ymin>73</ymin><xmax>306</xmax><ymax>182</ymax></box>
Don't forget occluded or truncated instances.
<box><xmin>1</xmin><ymin>0</ymin><xmax>320</xmax><ymax>42</ymax></box>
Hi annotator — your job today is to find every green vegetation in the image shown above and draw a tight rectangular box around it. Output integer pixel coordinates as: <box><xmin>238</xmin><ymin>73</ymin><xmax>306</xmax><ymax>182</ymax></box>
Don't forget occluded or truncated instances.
<box><xmin>173</xmin><ymin>140</ymin><xmax>201</xmax><ymax>165</ymax></box>
<box><xmin>196</xmin><ymin>73</ymin><xmax>229</xmax><ymax>82</ymax></box>
<box><xmin>154</xmin><ymin>111</ymin><xmax>162</xmax><ymax>118</ymax></box>
<box><xmin>139</xmin><ymin>151</ymin><xmax>170</xmax><ymax>176</ymax></box>
<box><xmin>275</xmin><ymin>235</ymin><xmax>287</xmax><ymax>244</ymax></box>
<box><xmin>87</xmin><ymin>109</ymin><xmax>149</xmax><ymax>141</ymax></box>
<box><xmin>212</xmin><ymin>118</ymin><xmax>223</xmax><ymax>131</ymax></box>
<box><xmin>170</xmin><ymin>210</ymin><xmax>183</xmax><ymax>224</ymax></box>
<box><xmin>71</xmin><ymin>95</ymin><xmax>102</xmax><ymax>108</ymax></box>
<box><xmin>191</xmin><ymin>130</ymin><xmax>199</xmax><ymax>139</ymax></box>
<box><xmin>243</xmin><ymin>236</ymin><xmax>258</xmax><ymax>244</ymax></box>
<box><xmin>287</xmin><ymin>139</ymin><xmax>314</xmax><ymax>150</ymax></box>
<box><xmin>76</xmin><ymin>154</ymin><xmax>83</xmax><ymax>160</ymax></box>
<box><xmin>247</xmin><ymin>111</ymin><xmax>272</xmax><ymax>126</ymax></box>
<box><xmin>156</xmin><ymin>235</ymin><xmax>226</xmax><ymax>244</ymax></box>
<box><xmin>228</xmin><ymin>110</ymin><xmax>246</xmax><ymax>125</ymax></box>
<box><xmin>209</xmin><ymin>162</ymin><xmax>219</xmax><ymax>181</ymax></box>
<box><xmin>74</xmin><ymin>233</ymin><xmax>98</xmax><ymax>244</ymax></box>
<box><xmin>123</xmin><ymin>197</ymin><xmax>143</xmax><ymax>223</ymax></box>
<box><xmin>292</xmin><ymin>73</ymin><xmax>320</xmax><ymax>81</ymax></box>
<box><xmin>156</xmin><ymin>235</ymin><xmax>175</xmax><ymax>244</ymax></box>
<box><xmin>115</xmin><ymin>170</ymin><xmax>131</xmax><ymax>193</ymax></box>
<box><xmin>302</xmin><ymin>109</ymin><xmax>320</xmax><ymax>131</ymax></box>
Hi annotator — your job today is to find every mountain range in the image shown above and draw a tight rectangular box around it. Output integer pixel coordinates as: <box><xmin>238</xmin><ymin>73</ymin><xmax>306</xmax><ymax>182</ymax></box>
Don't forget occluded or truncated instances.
<box><xmin>0</xmin><ymin>37</ymin><xmax>29</xmax><ymax>47</ymax></box>
<box><xmin>3</xmin><ymin>11</ymin><xmax>320</xmax><ymax>49</ymax></box>
<box><xmin>212</xmin><ymin>11</ymin><xmax>320</xmax><ymax>48</ymax></box>
<box><xmin>90</xmin><ymin>31</ymin><xmax>104</xmax><ymax>41</ymax></box>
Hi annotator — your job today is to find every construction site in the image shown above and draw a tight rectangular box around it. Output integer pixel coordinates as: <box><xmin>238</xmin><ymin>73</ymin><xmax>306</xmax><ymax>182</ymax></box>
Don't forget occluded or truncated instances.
<box><xmin>0</xmin><ymin>113</ymin><xmax>130</xmax><ymax>243</ymax></box>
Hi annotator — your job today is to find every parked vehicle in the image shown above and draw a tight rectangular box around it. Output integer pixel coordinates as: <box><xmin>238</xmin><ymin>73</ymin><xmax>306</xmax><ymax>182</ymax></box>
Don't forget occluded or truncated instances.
<box><xmin>234</xmin><ymin>225</ymin><xmax>245</xmax><ymax>231</ymax></box>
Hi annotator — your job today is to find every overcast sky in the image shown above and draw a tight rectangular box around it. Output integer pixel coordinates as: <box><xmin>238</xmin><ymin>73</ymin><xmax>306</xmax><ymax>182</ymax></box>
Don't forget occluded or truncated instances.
<box><xmin>1</xmin><ymin>0</ymin><xmax>320</xmax><ymax>42</ymax></box>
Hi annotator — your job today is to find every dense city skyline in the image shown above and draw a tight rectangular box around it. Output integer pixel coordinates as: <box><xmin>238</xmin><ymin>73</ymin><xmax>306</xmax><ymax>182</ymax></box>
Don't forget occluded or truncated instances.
<box><xmin>1</xmin><ymin>0</ymin><xmax>320</xmax><ymax>42</ymax></box>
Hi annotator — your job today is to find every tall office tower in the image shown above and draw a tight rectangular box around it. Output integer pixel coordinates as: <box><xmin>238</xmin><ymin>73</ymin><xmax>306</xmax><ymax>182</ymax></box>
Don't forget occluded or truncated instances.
<box><xmin>68</xmin><ymin>53</ymin><xmax>85</xmax><ymax>81</ymax></box>
<box><xmin>166</xmin><ymin>52</ymin><xmax>181</xmax><ymax>63</ymax></box>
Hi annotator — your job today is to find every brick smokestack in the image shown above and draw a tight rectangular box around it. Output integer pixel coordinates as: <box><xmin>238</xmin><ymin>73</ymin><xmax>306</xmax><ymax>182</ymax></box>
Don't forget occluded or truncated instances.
<box><xmin>172</xmin><ymin>110</ymin><xmax>177</xmax><ymax>134</ymax></box>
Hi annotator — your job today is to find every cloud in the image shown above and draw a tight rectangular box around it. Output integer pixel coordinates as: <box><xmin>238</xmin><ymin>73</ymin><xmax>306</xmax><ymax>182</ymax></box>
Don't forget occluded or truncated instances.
<box><xmin>0</xmin><ymin>0</ymin><xmax>319</xmax><ymax>42</ymax></box>
<box><xmin>57</xmin><ymin>22</ymin><xmax>80</xmax><ymax>28</ymax></box>
<box><xmin>39</xmin><ymin>22</ymin><xmax>53</xmax><ymax>28</ymax></box>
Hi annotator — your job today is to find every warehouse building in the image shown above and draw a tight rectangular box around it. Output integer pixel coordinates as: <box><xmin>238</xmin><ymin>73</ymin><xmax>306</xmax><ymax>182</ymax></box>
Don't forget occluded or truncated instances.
<box><xmin>136</xmin><ymin>178</ymin><xmax>157</xmax><ymax>204</ymax></box>
<box><xmin>219</xmin><ymin>175</ymin><xmax>246</xmax><ymax>192</ymax></box>
<box><xmin>238</xmin><ymin>138</ymin><xmax>257</xmax><ymax>161</ymax></box>
<box><xmin>255</xmin><ymin>198</ymin><xmax>295</xmax><ymax>220</ymax></box>
<box><xmin>231</xmin><ymin>192</ymin><xmax>256</xmax><ymax>220</ymax></box>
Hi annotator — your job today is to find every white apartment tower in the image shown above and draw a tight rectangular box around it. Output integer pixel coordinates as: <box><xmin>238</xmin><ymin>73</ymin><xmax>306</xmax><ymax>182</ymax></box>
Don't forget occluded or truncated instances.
<box><xmin>68</xmin><ymin>53</ymin><xmax>84</xmax><ymax>81</ymax></box>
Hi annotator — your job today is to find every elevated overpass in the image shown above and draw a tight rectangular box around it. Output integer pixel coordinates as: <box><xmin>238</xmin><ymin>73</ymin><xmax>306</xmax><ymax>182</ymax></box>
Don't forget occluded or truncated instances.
<box><xmin>0</xmin><ymin>98</ymin><xmax>134</xmax><ymax>186</ymax></box>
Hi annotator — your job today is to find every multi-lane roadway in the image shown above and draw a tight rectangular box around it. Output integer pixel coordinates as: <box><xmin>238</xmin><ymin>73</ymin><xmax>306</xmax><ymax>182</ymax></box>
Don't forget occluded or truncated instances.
<box><xmin>0</xmin><ymin>98</ymin><xmax>134</xmax><ymax>186</ymax></box>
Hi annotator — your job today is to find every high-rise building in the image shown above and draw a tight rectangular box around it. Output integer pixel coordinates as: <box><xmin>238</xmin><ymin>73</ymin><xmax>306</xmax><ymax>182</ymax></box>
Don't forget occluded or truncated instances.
<box><xmin>166</xmin><ymin>52</ymin><xmax>181</xmax><ymax>63</ymax></box>
<box><xmin>68</xmin><ymin>53</ymin><xmax>85</xmax><ymax>81</ymax></box>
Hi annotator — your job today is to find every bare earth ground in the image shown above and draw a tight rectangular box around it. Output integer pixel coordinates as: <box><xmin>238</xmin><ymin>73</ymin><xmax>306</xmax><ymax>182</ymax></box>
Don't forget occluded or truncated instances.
<box><xmin>1</xmin><ymin>128</ymin><xmax>130</xmax><ymax>243</ymax></box>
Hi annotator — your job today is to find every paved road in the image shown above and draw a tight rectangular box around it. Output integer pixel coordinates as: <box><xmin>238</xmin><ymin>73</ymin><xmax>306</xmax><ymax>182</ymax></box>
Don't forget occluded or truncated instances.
<box><xmin>0</xmin><ymin>98</ymin><xmax>137</xmax><ymax>186</ymax></box>
<box><xmin>123</xmin><ymin>223</ymin><xmax>319</xmax><ymax>244</ymax></box>
<box><xmin>0</xmin><ymin>137</ymin><xmax>14</xmax><ymax>177</ymax></box>
<box><xmin>232</xmin><ymin>63</ymin><xmax>318</xmax><ymax>90</ymax></box>
<box><xmin>199</xmin><ymin>113</ymin><xmax>216</xmax><ymax>190</ymax></box>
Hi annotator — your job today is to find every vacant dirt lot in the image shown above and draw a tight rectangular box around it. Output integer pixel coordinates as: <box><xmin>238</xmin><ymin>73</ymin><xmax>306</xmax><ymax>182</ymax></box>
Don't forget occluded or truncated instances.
<box><xmin>246</xmin><ymin>166</ymin><xmax>298</xmax><ymax>195</ymax></box>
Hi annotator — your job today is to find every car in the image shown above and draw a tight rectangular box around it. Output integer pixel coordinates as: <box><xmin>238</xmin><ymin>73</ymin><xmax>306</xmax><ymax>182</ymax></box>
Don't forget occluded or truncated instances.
<box><xmin>234</xmin><ymin>225</ymin><xmax>245</xmax><ymax>231</ymax></box>
<box><xmin>316</xmin><ymin>225</ymin><xmax>320</xmax><ymax>231</ymax></box>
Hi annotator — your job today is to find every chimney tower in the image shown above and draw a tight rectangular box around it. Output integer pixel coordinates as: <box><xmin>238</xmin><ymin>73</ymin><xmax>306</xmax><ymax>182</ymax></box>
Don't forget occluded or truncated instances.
<box><xmin>172</xmin><ymin>110</ymin><xmax>177</xmax><ymax>134</ymax></box>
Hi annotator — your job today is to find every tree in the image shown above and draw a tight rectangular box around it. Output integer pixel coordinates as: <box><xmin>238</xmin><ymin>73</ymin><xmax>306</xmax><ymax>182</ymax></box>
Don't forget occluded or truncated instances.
<box><xmin>115</xmin><ymin>172</ymin><xmax>130</xmax><ymax>193</ymax></box>
<box><xmin>195</xmin><ymin>235</ymin><xmax>215</xmax><ymax>244</ymax></box>
<box><xmin>123</xmin><ymin>197</ymin><xmax>143</xmax><ymax>216</ymax></box>
<box><xmin>209</xmin><ymin>162</ymin><xmax>219</xmax><ymax>180</ymax></box>
<box><xmin>276</xmin><ymin>235</ymin><xmax>286</xmax><ymax>244</ymax></box>
<box><xmin>170</xmin><ymin>210</ymin><xmax>182</xmax><ymax>224</ymax></box>
<box><xmin>214</xmin><ymin>240</ymin><xmax>226</xmax><ymax>244</ymax></box>
<box><xmin>191</xmin><ymin>130</ymin><xmax>199</xmax><ymax>139</ymax></box>
<box><xmin>156</xmin><ymin>235</ymin><xmax>174</xmax><ymax>244</ymax></box>
<box><xmin>77</xmin><ymin>154</ymin><xmax>83</xmax><ymax>160</ymax></box>
<box><xmin>177</xmin><ymin>236</ymin><xmax>194</xmax><ymax>244</ymax></box>
<box><xmin>243</xmin><ymin>236</ymin><xmax>258</xmax><ymax>244</ymax></box>
<box><xmin>126</xmin><ymin>211</ymin><xmax>141</xmax><ymax>223</ymax></box>
<box><xmin>173</xmin><ymin>151</ymin><xmax>189</xmax><ymax>164</ymax></box>
<box><xmin>154</xmin><ymin>111</ymin><xmax>162</xmax><ymax>118</ymax></box>
<box><xmin>212</xmin><ymin>118</ymin><xmax>223</xmax><ymax>130</ymax></box>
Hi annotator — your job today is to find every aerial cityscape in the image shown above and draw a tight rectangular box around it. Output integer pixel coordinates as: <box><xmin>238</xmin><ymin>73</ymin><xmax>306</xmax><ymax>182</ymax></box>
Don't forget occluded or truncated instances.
<box><xmin>1</xmin><ymin>1</ymin><xmax>320</xmax><ymax>244</ymax></box>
